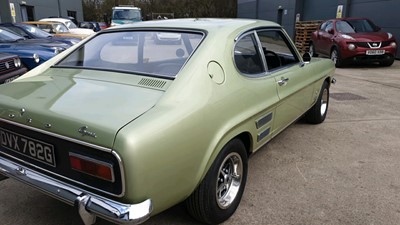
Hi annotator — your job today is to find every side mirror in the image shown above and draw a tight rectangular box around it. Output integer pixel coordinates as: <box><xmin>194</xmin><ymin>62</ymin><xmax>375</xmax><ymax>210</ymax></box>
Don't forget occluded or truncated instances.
<box><xmin>328</xmin><ymin>29</ymin><xmax>334</xmax><ymax>35</ymax></box>
<box><xmin>302</xmin><ymin>52</ymin><xmax>311</xmax><ymax>62</ymax></box>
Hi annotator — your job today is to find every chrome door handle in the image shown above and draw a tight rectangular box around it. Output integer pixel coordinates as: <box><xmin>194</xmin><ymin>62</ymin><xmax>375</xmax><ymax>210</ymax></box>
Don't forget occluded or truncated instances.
<box><xmin>277</xmin><ymin>77</ymin><xmax>289</xmax><ymax>86</ymax></box>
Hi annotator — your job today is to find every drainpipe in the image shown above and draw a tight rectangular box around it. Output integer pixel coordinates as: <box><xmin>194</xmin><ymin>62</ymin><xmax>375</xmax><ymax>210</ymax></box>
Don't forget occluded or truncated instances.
<box><xmin>57</xmin><ymin>0</ymin><xmax>62</xmax><ymax>17</ymax></box>
<box><xmin>255</xmin><ymin>0</ymin><xmax>259</xmax><ymax>19</ymax></box>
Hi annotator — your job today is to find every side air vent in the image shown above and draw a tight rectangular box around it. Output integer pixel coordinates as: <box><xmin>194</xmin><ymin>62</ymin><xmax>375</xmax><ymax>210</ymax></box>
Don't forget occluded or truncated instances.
<box><xmin>138</xmin><ymin>78</ymin><xmax>167</xmax><ymax>89</ymax></box>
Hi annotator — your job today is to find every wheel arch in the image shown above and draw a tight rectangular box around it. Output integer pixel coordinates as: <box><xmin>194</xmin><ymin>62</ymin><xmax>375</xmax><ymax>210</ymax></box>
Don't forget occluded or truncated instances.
<box><xmin>195</xmin><ymin>130</ymin><xmax>253</xmax><ymax>190</ymax></box>
<box><xmin>234</xmin><ymin>132</ymin><xmax>253</xmax><ymax>157</ymax></box>
<box><xmin>330</xmin><ymin>44</ymin><xmax>340</xmax><ymax>55</ymax></box>
<box><xmin>325</xmin><ymin>77</ymin><xmax>332</xmax><ymax>89</ymax></box>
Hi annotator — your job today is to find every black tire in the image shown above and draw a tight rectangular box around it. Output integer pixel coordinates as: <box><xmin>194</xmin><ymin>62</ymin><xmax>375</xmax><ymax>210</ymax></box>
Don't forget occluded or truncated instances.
<box><xmin>309</xmin><ymin>42</ymin><xmax>318</xmax><ymax>57</ymax></box>
<box><xmin>330</xmin><ymin>47</ymin><xmax>344</xmax><ymax>68</ymax></box>
<box><xmin>380</xmin><ymin>57</ymin><xmax>394</xmax><ymax>67</ymax></box>
<box><xmin>185</xmin><ymin>139</ymin><xmax>248</xmax><ymax>224</ymax></box>
<box><xmin>0</xmin><ymin>174</ymin><xmax>8</xmax><ymax>181</ymax></box>
<box><xmin>306</xmin><ymin>81</ymin><xmax>329</xmax><ymax>124</ymax></box>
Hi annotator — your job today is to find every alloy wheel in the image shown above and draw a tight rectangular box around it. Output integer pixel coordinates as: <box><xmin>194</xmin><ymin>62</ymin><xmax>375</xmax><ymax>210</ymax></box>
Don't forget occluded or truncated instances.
<box><xmin>216</xmin><ymin>152</ymin><xmax>243</xmax><ymax>209</ymax></box>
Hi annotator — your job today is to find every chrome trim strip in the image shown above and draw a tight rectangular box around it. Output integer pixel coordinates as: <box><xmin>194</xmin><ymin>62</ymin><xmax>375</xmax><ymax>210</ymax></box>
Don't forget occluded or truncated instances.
<box><xmin>0</xmin><ymin>156</ymin><xmax>152</xmax><ymax>225</ymax></box>
<box><xmin>368</xmin><ymin>42</ymin><xmax>382</xmax><ymax>49</ymax></box>
<box><xmin>253</xmin><ymin>30</ymin><xmax>268</xmax><ymax>72</ymax></box>
<box><xmin>0</xmin><ymin>150</ymin><xmax>124</xmax><ymax>197</ymax></box>
<box><xmin>257</xmin><ymin>127</ymin><xmax>271</xmax><ymax>142</ymax></box>
<box><xmin>252</xmin><ymin>78</ymin><xmax>331</xmax><ymax>152</ymax></box>
<box><xmin>256</xmin><ymin>112</ymin><xmax>273</xmax><ymax>129</ymax></box>
<box><xmin>0</xmin><ymin>118</ymin><xmax>111</xmax><ymax>153</ymax></box>
<box><xmin>0</xmin><ymin>118</ymin><xmax>126</xmax><ymax>197</ymax></box>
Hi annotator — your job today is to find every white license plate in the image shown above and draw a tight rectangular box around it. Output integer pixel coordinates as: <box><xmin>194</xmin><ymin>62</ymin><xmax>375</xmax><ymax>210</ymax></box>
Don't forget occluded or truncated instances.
<box><xmin>366</xmin><ymin>50</ymin><xmax>385</xmax><ymax>55</ymax></box>
<box><xmin>0</xmin><ymin>128</ymin><xmax>56</xmax><ymax>167</ymax></box>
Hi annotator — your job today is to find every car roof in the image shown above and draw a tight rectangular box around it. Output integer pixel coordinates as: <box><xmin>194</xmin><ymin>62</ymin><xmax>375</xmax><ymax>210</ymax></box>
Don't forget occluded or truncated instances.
<box><xmin>106</xmin><ymin>18</ymin><xmax>280</xmax><ymax>34</ymax></box>
<box><xmin>40</xmin><ymin>18</ymin><xmax>71</xmax><ymax>23</ymax></box>
<box><xmin>24</xmin><ymin>21</ymin><xmax>64</xmax><ymax>25</ymax></box>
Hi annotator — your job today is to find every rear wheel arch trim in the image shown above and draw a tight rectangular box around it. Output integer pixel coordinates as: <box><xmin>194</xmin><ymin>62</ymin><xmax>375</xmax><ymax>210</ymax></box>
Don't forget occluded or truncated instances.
<box><xmin>195</xmin><ymin>131</ymin><xmax>253</xmax><ymax>190</ymax></box>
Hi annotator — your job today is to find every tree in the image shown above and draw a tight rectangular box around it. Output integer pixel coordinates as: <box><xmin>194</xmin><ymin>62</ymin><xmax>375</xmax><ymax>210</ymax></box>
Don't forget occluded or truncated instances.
<box><xmin>82</xmin><ymin>0</ymin><xmax>237</xmax><ymax>22</ymax></box>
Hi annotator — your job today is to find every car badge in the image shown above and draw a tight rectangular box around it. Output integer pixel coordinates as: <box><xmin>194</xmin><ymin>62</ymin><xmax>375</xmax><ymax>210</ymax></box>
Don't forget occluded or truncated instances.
<box><xmin>372</xmin><ymin>43</ymin><xmax>378</xmax><ymax>47</ymax></box>
<box><xmin>78</xmin><ymin>126</ymin><xmax>97</xmax><ymax>138</ymax></box>
<box><xmin>5</xmin><ymin>62</ymin><xmax>10</xmax><ymax>69</ymax></box>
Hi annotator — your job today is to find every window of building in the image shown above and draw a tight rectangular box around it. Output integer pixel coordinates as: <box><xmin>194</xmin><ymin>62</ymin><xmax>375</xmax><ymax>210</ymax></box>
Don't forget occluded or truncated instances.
<box><xmin>20</xmin><ymin>5</ymin><xmax>34</xmax><ymax>21</ymax></box>
<box><xmin>67</xmin><ymin>10</ymin><xmax>77</xmax><ymax>23</ymax></box>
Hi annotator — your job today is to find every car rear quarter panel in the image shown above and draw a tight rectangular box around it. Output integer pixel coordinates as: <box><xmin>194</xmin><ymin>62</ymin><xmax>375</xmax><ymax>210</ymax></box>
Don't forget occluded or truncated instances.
<box><xmin>112</xmin><ymin>26</ymin><xmax>334</xmax><ymax>215</ymax></box>
<box><xmin>111</xmin><ymin>31</ymin><xmax>280</xmax><ymax>213</ymax></box>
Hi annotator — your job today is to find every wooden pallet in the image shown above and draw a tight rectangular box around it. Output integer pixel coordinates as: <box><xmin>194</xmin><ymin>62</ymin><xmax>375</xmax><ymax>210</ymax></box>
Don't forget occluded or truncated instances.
<box><xmin>294</xmin><ymin>20</ymin><xmax>322</xmax><ymax>53</ymax></box>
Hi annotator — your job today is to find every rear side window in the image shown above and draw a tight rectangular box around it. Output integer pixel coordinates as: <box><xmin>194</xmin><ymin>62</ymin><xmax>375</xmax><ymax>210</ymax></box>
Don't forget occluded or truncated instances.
<box><xmin>234</xmin><ymin>33</ymin><xmax>264</xmax><ymax>75</ymax></box>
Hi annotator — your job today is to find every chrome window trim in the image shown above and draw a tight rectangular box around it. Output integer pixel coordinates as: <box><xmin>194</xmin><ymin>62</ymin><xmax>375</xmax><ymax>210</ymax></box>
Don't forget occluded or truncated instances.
<box><xmin>0</xmin><ymin>118</ymin><xmax>126</xmax><ymax>197</ymax></box>
<box><xmin>233</xmin><ymin>26</ymin><xmax>303</xmax><ymax>79</ymax></box>
<box><xmin>232</xmin><ymin>30</ymin><xmax>268</xmax><ymax>78</ymax></box>
<box><xmin>253</xmin><ymin>30</ymin><xmax>268</xmax><ymax>71</ymax></box>
<box><xmin>255</xmin><ymin>27</ymin><xmax>302</xmax><ymax>64</ymax></box>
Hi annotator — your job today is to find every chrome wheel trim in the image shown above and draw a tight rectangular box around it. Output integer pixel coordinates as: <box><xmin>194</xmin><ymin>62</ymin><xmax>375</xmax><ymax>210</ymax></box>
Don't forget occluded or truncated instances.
<box><xmin>216</xmin><ymin>152</ymin><xmax>243</xmax><ymax>209</ymax></box>
<box><xmin>331</xmin><ymin>50</ymin><xmax>338</xmax><ymax>64</ymax></box>
<box><xmin>320</xmin><ymin>88</ymin><xmax>328</xmax><ymax>116</ymax></box>
<box><xmin>309</xmin><ymin>44</ymin><xmax>314</xmax><ymax>56</ymax></box>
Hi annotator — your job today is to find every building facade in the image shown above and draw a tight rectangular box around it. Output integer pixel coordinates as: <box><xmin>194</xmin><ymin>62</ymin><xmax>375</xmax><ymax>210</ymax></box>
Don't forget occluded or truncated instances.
<box><xmin>238</xmin><ymin>0</ymin><xmax>400</xmax><ymax>58</ymax></box>
<box><xmin>0</xmin><ymin>0</ymin><xmax>84</xmax><ymax>23</ymax></box>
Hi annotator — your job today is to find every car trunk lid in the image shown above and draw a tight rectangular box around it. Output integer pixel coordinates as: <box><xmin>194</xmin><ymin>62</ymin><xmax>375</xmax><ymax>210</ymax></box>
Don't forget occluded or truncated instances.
<box><xmin>0</xmin><ymin>68</ymin><xmax>170</xmax><ymax>148</ymax></box>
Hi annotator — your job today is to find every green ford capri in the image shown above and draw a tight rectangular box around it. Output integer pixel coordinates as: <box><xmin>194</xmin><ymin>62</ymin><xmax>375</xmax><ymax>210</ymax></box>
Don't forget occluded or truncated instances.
<box><xmin>0</xmin><ymin>18</ymin><xmax>335</xmax><ymax>224</ymax></box>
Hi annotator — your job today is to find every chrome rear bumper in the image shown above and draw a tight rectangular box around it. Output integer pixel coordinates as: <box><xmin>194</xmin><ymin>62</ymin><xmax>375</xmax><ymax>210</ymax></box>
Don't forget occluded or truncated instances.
<box><xmin>0</xmin><ymin>156</ymin><xmax>152</xmax><ymax>225</ymax></box>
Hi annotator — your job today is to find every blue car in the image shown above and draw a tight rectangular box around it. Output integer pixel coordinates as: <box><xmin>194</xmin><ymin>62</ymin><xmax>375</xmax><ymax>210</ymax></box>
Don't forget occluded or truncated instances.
<box><xmin>0</xmin><ymin>52</ymin><xmax>27</xmax><ymax>84</ymax></box>
<box><xmin>0</xmin><ymin>27</ymin><xmax>69</xmax><ymax>70</ymax></box>
<box><xmin>0</xmin><ymin>23</ymin><xmax>80</xmax><ymax>46</ymax></box>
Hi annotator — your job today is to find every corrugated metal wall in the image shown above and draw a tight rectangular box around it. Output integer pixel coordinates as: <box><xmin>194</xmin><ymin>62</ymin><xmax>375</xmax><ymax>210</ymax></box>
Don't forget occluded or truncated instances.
<box><xmin>237</xmin><ymin>0</ymin><xmax>400</xmax><ymax>58</ymax></box>
<box><xmin>1</xmin><ymin>0</ymin><xmax>84</xmax><ymax>23</ymax></box>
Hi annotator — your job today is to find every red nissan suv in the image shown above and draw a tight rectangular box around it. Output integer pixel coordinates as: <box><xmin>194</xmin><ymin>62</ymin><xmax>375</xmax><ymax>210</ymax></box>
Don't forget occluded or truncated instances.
<box><xmin>310</xmin><ymin>18</ymin><xmax>397</xmax><ymax>67</ymax></box>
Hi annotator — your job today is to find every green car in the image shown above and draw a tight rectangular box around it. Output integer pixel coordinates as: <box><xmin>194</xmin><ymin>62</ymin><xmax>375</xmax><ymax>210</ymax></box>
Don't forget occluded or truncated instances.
<box><xmin>0</xmin><ymin>19</ymin><xmax>335</xmax><ymax>225</ymax></box>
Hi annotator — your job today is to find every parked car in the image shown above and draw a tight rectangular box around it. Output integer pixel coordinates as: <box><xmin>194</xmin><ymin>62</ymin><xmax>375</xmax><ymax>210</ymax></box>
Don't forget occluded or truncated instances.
<box><xmin>0</xmin><ymin>23</ymin><xmax>81</xmax><ymax>46</ymax></box>
<box><xmin>0</xmin><ymin>53</ymin><xmax>27</xmax><ymax>84</ymax></box>
<box><xmin>39</xmin><ymin>17</ymin><xmax>95</xmax><ymax>36</ymax></box>
<box><xmin>98</xmin><ymin>22</ymin><xmax>108</xmax><ymax>30</ymax></box>
<box><xmin>23</xmin><ymin>21</ymin><xmax>89</xmax><ymax>40</ymax></box>
<box><xmin>0</xmin><ymin>27</ymin><xmax>68</xmax><ymax>69</ymax></box>
<box><xmin>79</xmin><ymin>21</ymin><xmax>101</xmax><ymax>32</ymax></box>
<box><xmin>154</xmin><ymin>31</ymin><xmax>182</xmax><ymax>44</ymax></box>
<box><xmin>0</xmin><ymin>18</ymin><xmax>335</xmax><ymax>225</ymax></box>
<box><xmin>310</xmin><ymin>17</ymin><xmax>397</xmax><ymax>67</ymax></box>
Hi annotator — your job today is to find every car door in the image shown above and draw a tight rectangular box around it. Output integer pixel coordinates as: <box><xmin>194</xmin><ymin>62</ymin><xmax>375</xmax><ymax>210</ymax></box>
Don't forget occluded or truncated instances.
<box><xmin>255</xmin><ymin>29</ymin><xmax>315</xmax><ymax>135</ymax></box>
<box><xmin>318</xmin><ymin>21</ymin><xmax>334</xmax><ymax>56</ymax></box>
<box><xmin>233</xmin><ymin>31</ymin><xmax>280</xmax><ymax>147</ymax></box>
<box><xmin>313</xmin><ymin>21</ymin><xmax>327</xmax><ymax>54</ymax></box>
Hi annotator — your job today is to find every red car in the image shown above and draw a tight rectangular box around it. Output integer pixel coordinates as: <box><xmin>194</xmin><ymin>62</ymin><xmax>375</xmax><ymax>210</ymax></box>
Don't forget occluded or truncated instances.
<box><xmin>310</xmin><ymin>18</ymin><xmax>397</xmax><ymax>67</ymax></box>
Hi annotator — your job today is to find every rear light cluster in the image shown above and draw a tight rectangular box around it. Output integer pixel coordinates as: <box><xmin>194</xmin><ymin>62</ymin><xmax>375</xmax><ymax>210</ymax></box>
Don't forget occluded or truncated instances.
<box><xmin>69</xmin><ymin>153</ymin><xmax>114</xmax><ymax>182</ymax></box>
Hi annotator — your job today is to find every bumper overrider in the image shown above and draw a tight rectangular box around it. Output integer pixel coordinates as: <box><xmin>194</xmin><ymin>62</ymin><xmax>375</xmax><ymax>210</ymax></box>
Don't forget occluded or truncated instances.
<box><xmin>0</xmin><ymin>156</ymin><xmax>152</xmax><ymax>225</ymax></box>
